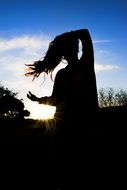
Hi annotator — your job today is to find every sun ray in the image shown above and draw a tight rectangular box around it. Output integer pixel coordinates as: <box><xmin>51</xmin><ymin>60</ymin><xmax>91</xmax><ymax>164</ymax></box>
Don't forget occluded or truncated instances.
<box><xmin>29</xmin><ymin>102</ymin><xmax>56</xmax><ymax>120</ymax></box>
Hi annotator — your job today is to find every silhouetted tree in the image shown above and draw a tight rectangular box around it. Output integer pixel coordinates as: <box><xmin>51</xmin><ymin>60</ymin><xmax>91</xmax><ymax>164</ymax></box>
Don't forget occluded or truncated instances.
<box><xmin>0</xmin><ymin>83</ymin><xmax>30</xmax><ymax>118</ymax></box>
<box><xmin>0</xmin><ymin>83</ymin><xmax>17</xmax><ymax>98</ymax></box>
<box><xmin>98</xmin><ymin>87</ymin><xmax>127</xmax><ymax>107</ymax></box>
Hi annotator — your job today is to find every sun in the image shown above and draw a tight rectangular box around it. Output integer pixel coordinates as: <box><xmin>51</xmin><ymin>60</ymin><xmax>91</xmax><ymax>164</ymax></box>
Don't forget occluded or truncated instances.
<box><xmin>29</xmin><ymin>102</ymin><xmax>56</xmax><ymax>120</ymax></box>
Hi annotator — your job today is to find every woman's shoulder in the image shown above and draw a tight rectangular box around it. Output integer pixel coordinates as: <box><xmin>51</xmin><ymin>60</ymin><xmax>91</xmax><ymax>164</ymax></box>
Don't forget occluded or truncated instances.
<box><xmin>54</xmin><ymin>68</ymin><xmax>66</xmax><ymax>80</ymax></box>
<box><xmin>56</xmin><ymin>67</ymin><xmax>68</xmax><ymax>75</ymax></box>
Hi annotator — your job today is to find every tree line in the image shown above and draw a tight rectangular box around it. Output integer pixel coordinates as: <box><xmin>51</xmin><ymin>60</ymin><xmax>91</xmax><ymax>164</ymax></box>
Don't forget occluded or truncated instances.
<box><xmin>0</xmin><ymin>83</ymin><xmax>127</xmax><ymax>119</ymax></box>
<box><xmin>98</xmin><ymin>87</ymin><xmax>127</xmax><ymax>107</ymax></box>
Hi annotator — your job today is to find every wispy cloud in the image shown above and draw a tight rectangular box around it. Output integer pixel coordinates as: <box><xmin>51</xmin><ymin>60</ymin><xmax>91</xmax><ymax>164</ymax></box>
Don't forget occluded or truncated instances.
<box><xmin>0</xmin><ymin>35</ymin><xmax>51</xmax><ymax>54</ymax></box>
<box><xmin>95</xmin><ymin>63</ymin><xmax>119</xmax><ymax>72</ymax></box>
<box><xmin>0</xmin><ymin>34</ymin><xmax>51</xmax><ymax>75</ymax></box>
<box><xmin>93</xmin><ymin>40</ymin><xmax>112</xmax><ymax>44</ymax></box>
<box><xmin>96</xmin><ymin>50</ymin><xmax>110</xmax><ymax>55</ymax></box>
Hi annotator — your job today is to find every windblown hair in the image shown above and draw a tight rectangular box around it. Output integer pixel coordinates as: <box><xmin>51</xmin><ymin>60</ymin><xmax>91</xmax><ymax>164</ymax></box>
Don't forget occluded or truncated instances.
<box><xmin>25</xmin><ymin>31</ymin><xmax>79</xmax><ymax>80</ymax></box>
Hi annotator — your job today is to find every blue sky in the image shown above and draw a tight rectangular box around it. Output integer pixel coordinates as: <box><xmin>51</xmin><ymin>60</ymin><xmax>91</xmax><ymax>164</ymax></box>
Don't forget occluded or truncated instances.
<box><xmin>0</xmin><ymin>0</ymin><xmax>127</xmax><ymax>117</ymax></box>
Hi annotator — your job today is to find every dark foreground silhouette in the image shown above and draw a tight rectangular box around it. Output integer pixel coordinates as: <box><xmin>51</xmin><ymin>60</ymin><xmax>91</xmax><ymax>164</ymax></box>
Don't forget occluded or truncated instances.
<box><xmin>1</xmin><ymin>105</ymin><xmax>127</xmax><ymax>145</ymax></box>
<box><xmin>0</xmin><ymin>106</ymin><xmax>127</xmax><ymax>189</ymax></box>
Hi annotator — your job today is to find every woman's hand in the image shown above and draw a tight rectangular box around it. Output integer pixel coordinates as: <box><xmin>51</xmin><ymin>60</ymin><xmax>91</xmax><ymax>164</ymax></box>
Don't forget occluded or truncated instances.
<box><xmin>27</xmin><ymin>91</ymin><xmax>39</xmax><ymax>102</ymax></box>
<box><xmin>27</xmin><ymin>91</ymin><xmax>49</xmax><ymax>104</ymax></box>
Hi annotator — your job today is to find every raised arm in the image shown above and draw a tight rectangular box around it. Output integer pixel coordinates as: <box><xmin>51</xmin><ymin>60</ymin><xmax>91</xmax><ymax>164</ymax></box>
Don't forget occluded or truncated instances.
<box><xmin>72</xmin><ymin>29</ymin><xmax>98</xmax><ymax>109</ymax></box>
<box><xmin>72</xmin><ymin>29</ymin><xmax>94</xmax><ymax>69</ymax></box>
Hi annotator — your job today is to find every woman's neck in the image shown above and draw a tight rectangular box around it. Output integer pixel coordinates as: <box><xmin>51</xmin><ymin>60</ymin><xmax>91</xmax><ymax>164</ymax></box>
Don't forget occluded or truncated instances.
<box><xmin>66</xmin><ymin>63</ymin><xmax>79</xmax><ymax>71</ymax></box>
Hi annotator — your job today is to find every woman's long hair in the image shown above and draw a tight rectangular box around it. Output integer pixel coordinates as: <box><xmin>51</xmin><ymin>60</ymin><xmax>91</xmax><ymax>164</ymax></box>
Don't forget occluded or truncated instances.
<box><xmin>25</xmin><ymin>31</ymin><xmax>79</xmax><ymax>80</ymax></box>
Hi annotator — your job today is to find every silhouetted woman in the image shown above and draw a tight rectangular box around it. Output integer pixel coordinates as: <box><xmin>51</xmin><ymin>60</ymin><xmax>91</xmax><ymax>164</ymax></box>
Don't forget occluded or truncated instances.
<box><xmin>25</xmin><ymin>29</ymin><xmax>99</xmax><ymax>188</ymax></box>
<box><xmin>25</xmin><ymin>29</ymin><xmax>98</xmax><ymax>129</ymax></box>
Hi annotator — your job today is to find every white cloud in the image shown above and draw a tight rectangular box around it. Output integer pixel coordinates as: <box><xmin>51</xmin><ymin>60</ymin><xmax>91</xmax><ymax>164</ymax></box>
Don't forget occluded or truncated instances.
<box><xmin>0</xmin><ymin>34</ymin><xmax>51</xmax><ymax>78</ymax></box>
<box><xmin>93</xmin><ymin>40</ymin><xmax>112</xmax><ymax>44</ymax></box>
<box><xmin>0</xmin><ymin>35</ymin><xmax>50</xmax><ymax>53</ymax></box>
<box><xmin>95</xmin><ymin>63</ymin><xmax>119</xmax><ymax>72</ymax></box>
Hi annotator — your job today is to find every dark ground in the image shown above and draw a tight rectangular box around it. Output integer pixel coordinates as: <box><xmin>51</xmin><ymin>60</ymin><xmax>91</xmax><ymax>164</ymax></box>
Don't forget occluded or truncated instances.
<box><xmin>1</xmin><ymin>106</ymin><xmax>127</xmax><ymax>143</ymax></box>
<box><xmin>0</xmin><ymin>106</ymin><xmax>126</xmax><ymax>189</ymax></box>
